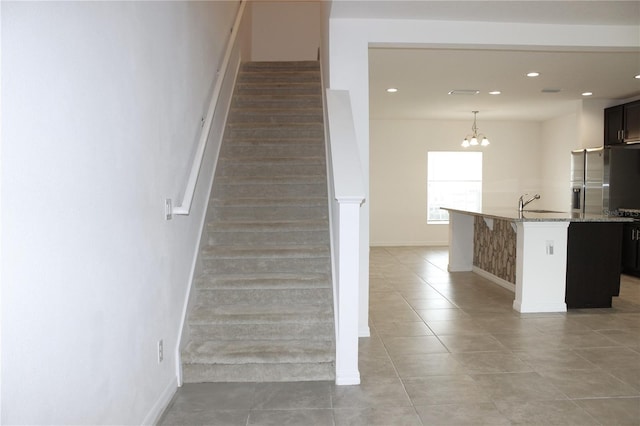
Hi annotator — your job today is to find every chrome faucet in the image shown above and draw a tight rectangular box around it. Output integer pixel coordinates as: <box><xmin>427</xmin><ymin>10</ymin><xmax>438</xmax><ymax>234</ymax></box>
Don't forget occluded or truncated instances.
<box><xmin>518</xmin><ymin>193</ymin><xmax>540</xmax><ymax>212</ymax></box>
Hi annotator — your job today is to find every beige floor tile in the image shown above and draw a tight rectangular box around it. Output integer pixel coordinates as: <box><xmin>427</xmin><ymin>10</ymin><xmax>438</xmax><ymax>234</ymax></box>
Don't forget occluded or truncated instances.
<box><xmin>247</xmin><ymin>409</ymin><xmax>334</xmax><ymax>426</ymax></box>
<box><xmin>382</xmin><ymin>335</ymin><xmax>449</xmax><ymax>357</ymax></box>
<box><xmin>331</xmin><ymin>378</ymin><xmax>412</xmax><ymax>409</ymax></box>
<box><xmin>575</xmin><ymin>397</ymin><xmax>640</xmax><ymax>425</ymax></box>
<box><xmin>539</xmin><ymin>369</ymin><xmax>640</xmax><ymax>399</ymax></box>
<box><xmin>333</xmin><ymin>406</ymin><xmax>422</xmax><ymax>426</ymax></box>
<box><xmin>451</xmin><ymin>351</ymin><xmax>533</xmax><ymax>374</ymax></box>
<box><xmin>392</xmin><ymin>353</ymin><xmax>467</xmax><ymax>378</ymax></box>
<box><xmin>405</xmin><ymin>298</ymin><xmax>457</xmax><ymax>310</ymax></box>
<box><xmin>403</xmin><ymin>374</ymin><xmax>492</xmax><ymax>405</ymax></box>
<box><xmin>415</xmin><ymin>308</ymin><xmax>470</xmax><ymax>321</ymax></box>
<box><xmin>513</xmin><ymin>348</ymin><xmax>598</xmax><ymax>372</ymax></box>
<box><xmin>415</xmin><ymin>402</ymin><xmax>511</xmax><ymax>425</ymax></box>
<box><xmin>438</xmin><ymin>333</ymin><xmax>508</xmax><ymax>353</ymax></box>
<box><xmin>596</xmin><ymin>329</ymin><xmax>640</xmax><ymax>347</ymax></box>
<box><xmin>251</xmin><ymin>382</ymin><xmax>332</xmax><ymax>410</ymax></box>
<box><xmin>471</xmin><ymin>372</ymin><xmax>567</xmax><ymax>402</ymax></box>
<box><xmin>609</xmin><ymin>368</ymin><xmax>640</xmax><ymax>392</ymax></box>
<box><xmin>494</xmin><ymin>400</ymin><xmax>600</xmax><ymax>425</ymax></box>
<box><xmin>160</xmin><ymin>409</ymin><xmax>249</xmax><ymax>426</ymax></box>
<box><xmin>373</xmin><ymin>321</ymin><xmax>433</xmax><ymax>337</ymax></box>
<box><xmin>356</xmin><ymin>355</ymin><xmax>400</xmax><ymax>380</ymax></box>
<box><xmin>425</xmin><ymin>318</ymin><xmax>489</xmax><ymax>335</ymax></box>
<box><xmin>574</xmin><ymin>346</ymin><xmax>640</xmax><ymax>370</ymax></box>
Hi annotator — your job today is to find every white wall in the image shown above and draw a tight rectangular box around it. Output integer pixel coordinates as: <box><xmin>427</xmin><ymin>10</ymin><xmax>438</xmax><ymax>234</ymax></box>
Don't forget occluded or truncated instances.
<box><xmin>370</xmin><ymin>119</ymin><xmax>543</xmax><ymax>246</ymax></box>
<box><xmin>540</xmin><ymin>112</ymin><xmax>579</xmax><ymax>211</ymax></box>
<box><xmin>251</xmin><ymin>0</ymin><xmax>321</xmax><ymax>61</ymax></box>
<box><xmin>1</xmin><ymin>1</ymin><xmax>240</xmax><ymax>424</ymax></box>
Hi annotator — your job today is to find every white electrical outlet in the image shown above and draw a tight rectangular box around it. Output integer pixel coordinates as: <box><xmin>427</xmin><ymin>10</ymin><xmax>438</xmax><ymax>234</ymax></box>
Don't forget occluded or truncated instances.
<box><xmin>158</xmin><ymin>339</ymin><xmax>164</xmax><ymax>363</ymax></box>
<box><xmin>546</xmin><ymin>241</ymin><xmax>554</xmax><ymax>255</ymax></box>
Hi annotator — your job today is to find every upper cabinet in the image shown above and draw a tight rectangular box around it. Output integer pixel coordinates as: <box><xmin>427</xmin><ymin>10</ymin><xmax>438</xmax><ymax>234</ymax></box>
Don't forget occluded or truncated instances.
<box><xmin>605</xmin><ymin>100</ymin><xmax>640</xmax><ymax>145</ymax></box>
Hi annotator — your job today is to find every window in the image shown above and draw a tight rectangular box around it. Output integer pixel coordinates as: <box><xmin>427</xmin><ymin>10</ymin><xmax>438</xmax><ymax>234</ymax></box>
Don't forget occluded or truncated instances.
<box><xmin>427</xmin><ymin>151</ymin><xmax>482</xmax><ymax>223</ymax></box>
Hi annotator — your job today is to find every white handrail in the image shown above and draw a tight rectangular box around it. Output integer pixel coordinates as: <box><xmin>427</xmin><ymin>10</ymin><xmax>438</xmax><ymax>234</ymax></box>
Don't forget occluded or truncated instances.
<box><xmin>166</xmin><ymin>0</ymin><xmax>246</xmax><ymax>219</ymax></box>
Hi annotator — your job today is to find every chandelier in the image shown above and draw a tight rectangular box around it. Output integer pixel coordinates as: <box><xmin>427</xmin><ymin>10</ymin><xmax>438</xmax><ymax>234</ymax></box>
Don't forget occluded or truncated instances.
<box><xmin>461</xmin><ymin>111</ymin><xmax>490</xmax><ymax>148</ymax></box>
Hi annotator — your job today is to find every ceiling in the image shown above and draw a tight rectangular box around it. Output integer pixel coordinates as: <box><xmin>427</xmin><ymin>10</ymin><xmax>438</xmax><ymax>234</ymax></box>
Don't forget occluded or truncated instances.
<box><xmin>369</xmin><ymin>48</ymin><xmax>640</xmax><ymax>121</ymax></box>
<box><xmin>331</xmin><ymin>1</ymin><xmax>640</xmax><ymax>121</ymax></box>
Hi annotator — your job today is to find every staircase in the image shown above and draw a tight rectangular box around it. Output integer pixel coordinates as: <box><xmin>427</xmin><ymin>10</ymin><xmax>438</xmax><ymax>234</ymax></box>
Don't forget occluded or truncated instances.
<box><xmin>181</xmin><ymin>61</ymin><xmax>335</xmax><ymax>383</ymax></box>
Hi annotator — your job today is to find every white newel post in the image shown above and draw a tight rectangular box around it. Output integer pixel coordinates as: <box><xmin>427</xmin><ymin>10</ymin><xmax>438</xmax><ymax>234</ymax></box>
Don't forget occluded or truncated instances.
<box><xmin>325</xmin><ymin>89</ymin><xmax>365</xmax><ymax>386</ymax></box>
<box><xmin>335</xmin><ymin>200</ymin><xmax>362</xmax><ymax>385</ymax></box>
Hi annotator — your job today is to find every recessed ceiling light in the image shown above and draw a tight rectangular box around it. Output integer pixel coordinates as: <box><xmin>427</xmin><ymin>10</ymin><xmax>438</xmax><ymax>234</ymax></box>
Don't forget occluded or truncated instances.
<box><xmin>386</xmin><ymin>88</ymin><xmax>398</xmax><ymax>93</ymax></box>
<box><xmin>635</xmin><ymin>74</ymin><xmax>640</xmax><ymax>79</ymax></box>
<box><xmin>488</xmin><ymin>91</ymin><xmax>501</xmax><ymax>95</ymax></box>
<box><xmin>582</xmin><ymin>92</ymin><xmax>593</xmax><ymax>96</ymax></box>
<box><xmin>527</xmin><ymin>72</ymin><xmax>540</xmax><ymax>77</ymax></box>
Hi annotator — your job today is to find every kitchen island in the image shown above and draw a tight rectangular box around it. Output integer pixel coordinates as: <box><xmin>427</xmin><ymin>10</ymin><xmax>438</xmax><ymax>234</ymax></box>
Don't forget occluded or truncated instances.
<box><xmin>442</xmin><ymin>207</ymin><xmax>632</xmax><ymax>313</ymax></box>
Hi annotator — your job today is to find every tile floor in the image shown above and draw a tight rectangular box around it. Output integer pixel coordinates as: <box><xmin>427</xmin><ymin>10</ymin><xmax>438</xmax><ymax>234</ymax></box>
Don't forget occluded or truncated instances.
<box><xmin>159</xmin><ymin>246</ymin><xmax>640</xmax><ymax>425</ymax></box>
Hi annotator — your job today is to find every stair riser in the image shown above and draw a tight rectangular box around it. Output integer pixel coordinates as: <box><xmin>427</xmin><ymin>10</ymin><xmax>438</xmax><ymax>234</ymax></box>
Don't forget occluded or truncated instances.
<box><xmin>195</xmin><ymin>288</ymin><xmax>332</xmax><ymax>306</ymax></box>
<box><xmin>241</xmin><ymin>61</ymin><xmax>320</xmax><ymax>71</ymax></box>
<box><xmin>227</xmin><ymin>126</ymin><xmax>323</xmax><ymax>140</ymax></box>
<box><xmin>196</xmin><ymin>275</ymin><xmax>331</xmax><ymax>290</ymax></box>
<box><xmin>202</xmin><ymin>257</ymin><xmax>330</xmax><ymax>275</ymax></box>
<box><xmin>214</xmin><ymin>183</ymin><xmax>327</xmax><ymax>198</ymax></box>
<box><xmin>234</xmin><ymin>96</ymin><xmax>322</xmax><ymax>109</ymax></box>
<box><xmin>182</xmin><ymin>362</ymin><xmax>334</xmax><ymax>383</ymax></box>
<box><xmin>208</xmin><ymin>230</ymin><xmax>329</xmax><ymax>246</ymax></box>
<box><xmin>236</xmin><ymin>85</ymin><xmax>322</xmax><ymax>97</ymax></box>
<box><xmin>210</xmin><ymin>206</ymin><xmax>327</xmax><ymax>221</ymax></box>
<box><xmin>218</xmin><ymin>163</ymin><xmax>326</xmax><ymax>177</ymax></box>
<box><xmin>222</xmin><ymin>144</ymin><xmax>324</xmax><ymax>158</ymax></box>
<box><xmin>238</xmin><ymin>72</ymin><xmax>321</xmax><ymax>83</ymax></box>
<box><xmin>188</xmin><ymin>322</ymin><xmax>334</xmax><ymax>341</ymax></box>
<box><xmin>230</xmin><ymin>114</ymin><xmax>322</xmax><ymax>125</ymax></box>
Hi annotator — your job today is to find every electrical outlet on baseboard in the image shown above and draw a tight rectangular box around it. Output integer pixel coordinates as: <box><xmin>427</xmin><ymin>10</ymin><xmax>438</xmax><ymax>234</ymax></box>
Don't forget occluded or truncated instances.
<box><xmin>158</xmin><ymin>339</ymin><xmax>164</xmax><ymax>363</ymax></box>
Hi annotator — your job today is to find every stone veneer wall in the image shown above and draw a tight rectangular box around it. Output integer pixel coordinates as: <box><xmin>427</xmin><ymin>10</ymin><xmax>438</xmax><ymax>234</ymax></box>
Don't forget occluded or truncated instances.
<box><xmin>473</xmin><ymin>216</ymin><xmax>517</xmax><ymax>284</ymax></box>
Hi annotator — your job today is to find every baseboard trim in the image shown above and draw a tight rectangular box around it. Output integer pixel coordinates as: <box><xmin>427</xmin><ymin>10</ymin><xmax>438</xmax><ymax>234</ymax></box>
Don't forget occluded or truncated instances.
<box><xmin>335</xmin><ymin>372</ymin><xmax>361</xmax><ymax>386</ymax></box>
<box><xmin>472</xmin><ymin>266</ymin><xmax>515</xmax><ymax>293</ymax></box>
<box><xmin>358</xmin><ymin>325</ymin><xmax>370</xmax><ymax>337</ymax></box>
<box><xmin>513</xmin><ymin>299</ymin><xmax>567</xmax><ymax>313</ymax></box>
<box><xmin>141</xmin><ymin>377</ymin><xmax>178</xmax><ymax>425</ymax></box>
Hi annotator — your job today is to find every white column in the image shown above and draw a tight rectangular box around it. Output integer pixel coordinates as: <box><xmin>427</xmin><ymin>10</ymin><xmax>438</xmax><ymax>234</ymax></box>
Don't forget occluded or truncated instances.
<box><xmin>514</xmin><ymin>221</ymin><xmax>569</xmax><ymax>313</ymax></box>
<box><xmin>335</xmin><ymin>201</ymin><xmax>361</xmax><ymax>386</ymax></box>
<box><xmin>447</xmin><ymin>212</ymin><xmax>475</xmax><ymax>272</ymax></box>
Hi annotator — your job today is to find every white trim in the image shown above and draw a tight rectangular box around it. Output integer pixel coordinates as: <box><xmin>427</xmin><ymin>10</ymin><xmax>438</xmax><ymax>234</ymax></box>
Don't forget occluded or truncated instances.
<box><xmin>335</xmin><ymin>373</ymin><xmax>362</xmax><ymax>386</ymax></box>
<box><xmin>513</xmin><ymin>300</ymin><xmax>567</xmax><ymax>313</ymax></box>
<box><xmin>359</xmin><ymin>325</ymin><xmax>371</xmax><ymax>337</ymax></box>
<box><xmin>472</xmin><ymin>266</ymin><xmax>515</xmax><ymax>293</ymax></box>
<box><xmin>174</xmin><ymin>54</ymin><xmax>242</xmax><ymax>385</ymax></box>
<box><xmin>141</xmin><ymin>377</ymin><xmax>178</xmax><ymax>426</ymax></box>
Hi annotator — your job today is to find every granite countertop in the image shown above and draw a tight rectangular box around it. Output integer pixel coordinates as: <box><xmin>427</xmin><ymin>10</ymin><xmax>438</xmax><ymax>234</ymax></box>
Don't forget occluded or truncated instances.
<box><xmin>441</xmin><ymin>207</ymin><xmax>635</xmax><ymax>223</ymax></box>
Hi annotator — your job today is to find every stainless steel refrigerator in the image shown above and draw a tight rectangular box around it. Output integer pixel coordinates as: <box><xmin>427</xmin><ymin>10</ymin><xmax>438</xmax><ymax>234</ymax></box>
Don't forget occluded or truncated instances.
<box><xmin>572</xmin><ymin>145</ymin><xmax>640</xmax><ymax>215</ymax></box>
<box><xmin>571</xmin><ymin>147</ymin><xmax>605</xmax><ymax>215</ymax></box>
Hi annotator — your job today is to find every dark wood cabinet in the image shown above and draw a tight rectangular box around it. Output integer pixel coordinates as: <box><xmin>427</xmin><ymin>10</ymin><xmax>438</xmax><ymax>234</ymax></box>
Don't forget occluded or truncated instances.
<box><xmin>624</xmin><ymin>101</ymin><xmax>640</xmax><ymax>142</ymax></box>
<box><xmin>605</xmin><ymin>100</ymin><xmax>640</xmax><ymax>145</ymax></box>
<box><xmin>565</xmin><ymin>222</ymin><xmax>623</xmax><ymax>308</ymax></box>
<box><xmin>605</xmin><ymin>105</ymin><xmax>624</xmax><ymax>145</ymax></box>
<box><xmin>622</xmin><ymin>223</ymin><xmax>640</xmax><ymax>277</ymax></box>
